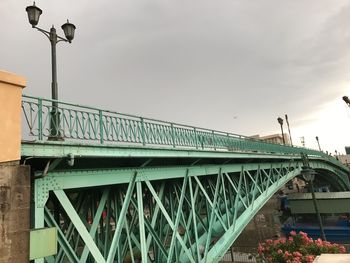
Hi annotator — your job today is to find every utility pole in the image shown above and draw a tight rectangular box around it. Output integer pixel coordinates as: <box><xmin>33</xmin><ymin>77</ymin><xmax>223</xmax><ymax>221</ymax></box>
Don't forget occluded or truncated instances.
<box><xmin>277</xmin><ymin>117</ymin><xmax>285</xmax><ymax>145</ymax></box>
<box><xmin>285</xmin><ymin>114</ymin><xmax>293</xmax><ymax>146</ymax></box>
<box><xmin>300</xmin><ymin>153</ymin><xmax>326</xmax><ymax>241</ymax></box>
<box><xmin>315</xmin><ymin>136</ymin><xmax>321</xmax><ymax>151</ymax></box>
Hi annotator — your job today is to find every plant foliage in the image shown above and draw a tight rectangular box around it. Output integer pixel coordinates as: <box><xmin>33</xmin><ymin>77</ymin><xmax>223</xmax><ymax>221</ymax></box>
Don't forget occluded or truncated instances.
<box><xmin>256</xmin><ymin>231</ymin><xmax>346</xmax><ymax>263</ymax></box>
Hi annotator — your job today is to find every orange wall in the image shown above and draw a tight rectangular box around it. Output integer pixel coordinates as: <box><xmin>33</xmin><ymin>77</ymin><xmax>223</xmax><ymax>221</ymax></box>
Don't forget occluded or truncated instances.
<box><xmin>0</xmin><ymin>70</ymin><xmax>26</xmax><ymax>163</ymax></box>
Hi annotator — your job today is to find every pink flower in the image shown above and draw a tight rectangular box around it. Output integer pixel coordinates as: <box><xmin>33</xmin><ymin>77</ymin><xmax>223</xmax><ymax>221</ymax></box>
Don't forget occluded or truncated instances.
<box><xmin>293</xmin><ymin>251</ymin><xmax>302</xmax><ymax>257</ymax></box>
<box><xmin>302</xmin><ymin>236</ymin><xmax>312</xmax><ymax>244</ymax></box>
<box><xmin>266</xmin><ymin>239</ymin><xmax>273</xmax><ymax>245</ymax></box>
<box><xmin>257</xmin><ymin>232</ymin><xmax>346</xmax><ymax>262</ymax></box>
<box><xmin>290</xmin><ymin>230</ymin><xmax>297</xmax><ymax>236</ymax></box>
<box><xmin>315</xmin><ymin>238</ymin><xmax>322</xmax><ymax>244</ymax></box>
<box><xmin>305</xmin><ymin>255</ymin><xmax>315</xmax><ymax>263</ymax></box>
<box><xmin>280</xmin><ymin>237</ymin><xmax>286</xmax><ymax>244</ymax></box>
<box><xmin>299</xmin><ymin>231</ymin><xmax>308</xmax><ymax>237</ymax></box>
<box><xmin>292</xmin><ymin>258</ymin><xmax>302</xmax><ymax>263</ymax></box>
<box><xmin>284</xmin><ymin>251</ymin><xmax>292</xmax><ymax>258</ymax></box>
<box><xmin>258</xmin><ymin>244</ymin><xmax>264</xmax><ymax>254</ymax></box>
<box><xmin>339</xmin><ymin>246</ymin><xmax>346</xmax><ymax>253</ymax></box>
<box><xmin>323</xmin><ymin>241</ymin><xmax>331</xmax><ymax>247</ymax></box>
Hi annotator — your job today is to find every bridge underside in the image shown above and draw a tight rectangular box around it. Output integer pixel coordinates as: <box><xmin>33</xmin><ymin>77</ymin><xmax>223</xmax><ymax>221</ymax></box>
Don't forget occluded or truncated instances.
<box><xmin>22</xmin><ymin>142</ymin><xmax>350</xmax><ymax>263</ymax></box>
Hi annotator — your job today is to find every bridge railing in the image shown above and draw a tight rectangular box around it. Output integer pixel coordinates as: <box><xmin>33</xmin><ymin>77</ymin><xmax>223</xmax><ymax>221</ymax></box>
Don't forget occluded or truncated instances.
<box><xmin>21</xmin><ymin>95</ymin><xmax>334</xmax><ymax>160</ymax></box>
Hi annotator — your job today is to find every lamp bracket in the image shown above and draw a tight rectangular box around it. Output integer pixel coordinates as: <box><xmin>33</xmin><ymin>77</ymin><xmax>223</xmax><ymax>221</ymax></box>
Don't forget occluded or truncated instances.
<box><xmin>32</xmin><ymin>26</ymin><xmax>69</xmax><ymax>44</ymax></box>
<box><xmin>34</xmin><ymin>26</ymin><xmax>50</xmax><ymax>40</ymax></box>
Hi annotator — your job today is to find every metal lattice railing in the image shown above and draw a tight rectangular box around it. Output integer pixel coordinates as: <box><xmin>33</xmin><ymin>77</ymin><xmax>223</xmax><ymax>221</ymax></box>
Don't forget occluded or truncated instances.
<box><xmin>21</xmin><ymin>95</ymin><xmax>334</xmax><ymax>159</ymax></box>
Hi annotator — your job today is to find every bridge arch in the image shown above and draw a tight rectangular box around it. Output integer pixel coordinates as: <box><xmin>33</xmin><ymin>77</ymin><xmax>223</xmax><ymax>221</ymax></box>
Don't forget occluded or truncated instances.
<box><xmin>26</xmin><ymin>149</ymin><xmax>349</xmax><ymax>263</ymax></box>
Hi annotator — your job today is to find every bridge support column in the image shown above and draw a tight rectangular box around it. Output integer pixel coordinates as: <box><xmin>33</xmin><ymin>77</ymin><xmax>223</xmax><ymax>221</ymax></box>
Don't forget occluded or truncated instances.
<box><xmin>0</xmin><ymin>71</ymin><xmax>30</xmax><ymax>263</ymax></box>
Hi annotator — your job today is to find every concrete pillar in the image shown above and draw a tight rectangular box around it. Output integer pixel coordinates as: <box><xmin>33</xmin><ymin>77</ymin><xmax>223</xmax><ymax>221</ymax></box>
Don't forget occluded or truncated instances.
<box><xmin>0</xmin><ymin>70</ymin><xmax>26</xmax><ymax>163</ymax></box>
<box><xmin>0</xmin><ymin>70</ymin><xmax>30</xmax><ymax>263</ymax></box>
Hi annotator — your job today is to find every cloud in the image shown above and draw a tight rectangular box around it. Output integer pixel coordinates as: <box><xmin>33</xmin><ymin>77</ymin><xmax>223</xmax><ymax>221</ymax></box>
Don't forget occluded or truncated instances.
<box><xmin>2</xmin><ymin>0</ymin><xmax>350</xmax><ymax>152</ymax></box>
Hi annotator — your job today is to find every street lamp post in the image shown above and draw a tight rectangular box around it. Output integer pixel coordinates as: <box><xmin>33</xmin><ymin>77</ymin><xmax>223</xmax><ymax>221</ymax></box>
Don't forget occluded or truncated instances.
<box><xmin>300</xmin><ymin>153</ymin><xmax>327</xmax><ymax>241</ymax></box>
<box><xmin>277</xmin><ymin>117</ymin><xmax>286</xmax><ymax>145</ymax></box>
<box><xmin>315</xmin><ymin>136</ymin><xmax>321</xmax><ymax>151</ymax></box>
<box><xmin>285</xmin><ymin>114</ymin><xmax>293</xmax><ymax>146</ymax></box>
<box><xmin>25</xmin><ymin>2</ymin><xmax>76</xmax><ymax>140</ymax></box>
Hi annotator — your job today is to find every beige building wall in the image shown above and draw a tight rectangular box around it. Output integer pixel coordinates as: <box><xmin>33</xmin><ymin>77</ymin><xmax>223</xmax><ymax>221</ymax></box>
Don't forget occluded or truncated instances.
<box><xmin>251</xmin><ymin>133</ymin><xmax>291</xmax><ymax>145</ymax></box>
<box><xmin>0</xmin><ymin>70</ymin><xmax>26</xmax><ymax>163</ymax></box>
<box><xmin>338</xmin><ymin>154</ymin><xmax>350</xmax><ymax>167</ymax></box>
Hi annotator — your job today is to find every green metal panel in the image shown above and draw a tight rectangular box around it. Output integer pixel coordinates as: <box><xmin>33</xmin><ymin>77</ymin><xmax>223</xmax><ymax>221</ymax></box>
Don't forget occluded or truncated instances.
<box><xmin>289</xmin><ymin>191</ymin><xmax>350</xmax><ymax>199</ymax></box>
<box><xmin>288</xmin><ymin>192</ymin><xmax>350</xmax><ymax>214</ymax></box>
<box><xmin>29</xmin><ymin>227</ymin><xmax>57</xmax><ymax>260</ymax></box>
<box><xmin>290</xmin><ymin>199</ymin><xmax>350</xmax><ymax>214</ymax></box>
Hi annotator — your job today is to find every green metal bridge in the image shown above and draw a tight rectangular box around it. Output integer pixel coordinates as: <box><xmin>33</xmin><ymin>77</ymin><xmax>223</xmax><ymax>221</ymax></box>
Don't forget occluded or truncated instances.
<box><xmin>21</xmin><ymin>95</ymin><xmax>350</xmax><ymax>263</ymax></box>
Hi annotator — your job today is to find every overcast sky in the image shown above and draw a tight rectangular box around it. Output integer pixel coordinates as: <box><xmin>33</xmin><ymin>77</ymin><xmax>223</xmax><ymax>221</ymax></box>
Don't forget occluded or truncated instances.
<box><xmin>2</xmin><ymin>0</ymin><xmax>350</xmax><ymax>153</ymax></box>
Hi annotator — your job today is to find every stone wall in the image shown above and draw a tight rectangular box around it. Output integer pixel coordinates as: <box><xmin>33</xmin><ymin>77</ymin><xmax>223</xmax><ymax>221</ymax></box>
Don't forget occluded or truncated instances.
<box><xmin>0</xmin><ymin>162</ymin><xmax>30</xmax><ymax>263</ymax></box>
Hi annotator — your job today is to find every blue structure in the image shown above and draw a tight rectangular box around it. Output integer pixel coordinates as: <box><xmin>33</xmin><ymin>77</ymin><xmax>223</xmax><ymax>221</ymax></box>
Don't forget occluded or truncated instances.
<box><xmin>282</xmin><ymin>192</ymin><xmax>350</xmax><ymax>243</ymax></box>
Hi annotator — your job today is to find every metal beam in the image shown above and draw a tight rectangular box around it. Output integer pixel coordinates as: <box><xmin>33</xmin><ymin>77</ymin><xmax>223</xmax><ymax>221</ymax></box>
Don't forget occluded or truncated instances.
<box><xmin>203</xmin><ymin>169</ymin><xmax>301</xmax><ymax>262</ymax></box>
<box><xmin>167</xmin><ymin>171</ymin><xmax>188</xmax><ymax>263</ymax></box>
<box><xmin>21</xmin><ymin>141</ymin><xmax>308</xmax><ymax>160</ymax></box>
<box><xmin>53</xmin><ymin>190</ymin><xmax>106</xmax><ymax>263</ymax></box>
<box><xmin>44</xmin><ymin>207</ymin><xmax>79</xmax><ymax>263</ymax></box>
<box><xmin>80</xmin><ymin>187</ymin><xmax>110</xmax><ymax>262</ymax></box>
<box><xmin>136</xmin><ymin>181</ymin><xmax>148</xmax><ymax>262</ymax></box>
<box><xmin>145</xmin><ymin>180</ymin><xmax>196</xmax><ymax>263</ymax></box>
<box><xmin>106</xmin><ymin>172</ymin><xmax>137</xmax><ymax>263</ymax></box>
<box><xmin>39</xmin><ymin>162</ymin><xmax>298</xmax><ymax>191</ymax></box>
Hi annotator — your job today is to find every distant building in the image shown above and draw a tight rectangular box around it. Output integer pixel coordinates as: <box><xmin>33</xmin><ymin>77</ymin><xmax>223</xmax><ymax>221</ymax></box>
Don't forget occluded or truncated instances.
<box><xmin>345</xmin><ymin>146</ymin><xmax>350</xmax><ymax>155</ymax></box>
<box><xmin>250</xmin><ymin>133</ymin><xmax>291</xmax><ymax>145</ymax></box>
<box><xmin>337</xmin><ymin>154</ymin><xmax>350</xmax><ymax>167</ymax></box>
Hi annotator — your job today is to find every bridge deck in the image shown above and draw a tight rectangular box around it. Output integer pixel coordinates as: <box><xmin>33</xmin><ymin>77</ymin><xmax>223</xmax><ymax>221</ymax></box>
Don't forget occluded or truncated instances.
<box><xmin>21</xmin><ymin>140</ymin><xmax>306</xmax><ymax>159</ymax></box>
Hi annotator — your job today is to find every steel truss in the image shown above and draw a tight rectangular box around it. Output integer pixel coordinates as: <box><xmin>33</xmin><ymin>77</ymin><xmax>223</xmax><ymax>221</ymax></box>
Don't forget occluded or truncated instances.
<box><xmin>32</xmin><ymin>160</ymin><xmax>310</xmax><ymax>263</ymax></box>
<box><xmin>23</xmin><ymin>94</ymin><xmax>350</xmax><ymax>262</ymax></box>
